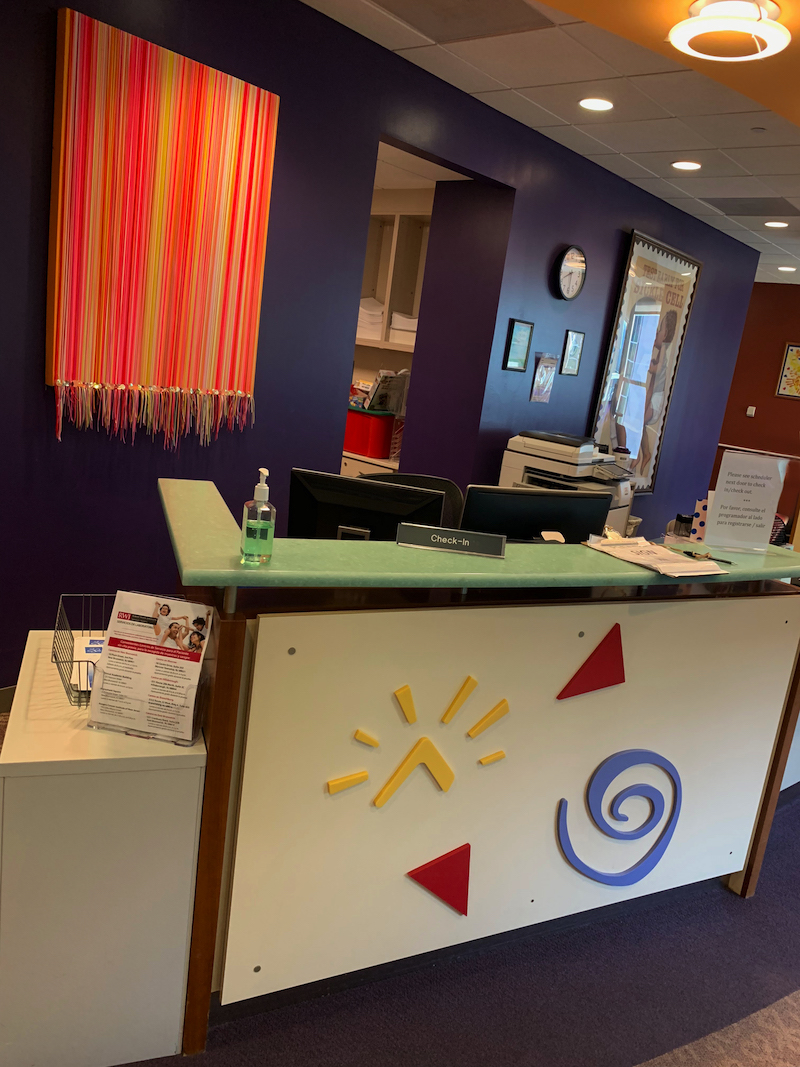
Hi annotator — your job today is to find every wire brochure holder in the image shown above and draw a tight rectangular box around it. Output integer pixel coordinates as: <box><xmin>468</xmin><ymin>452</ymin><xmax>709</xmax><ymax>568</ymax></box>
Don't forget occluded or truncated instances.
<box><xmin>52</xmin><ymin>594</ymin><xmax>115</xmax><ymax>707</ymax></box>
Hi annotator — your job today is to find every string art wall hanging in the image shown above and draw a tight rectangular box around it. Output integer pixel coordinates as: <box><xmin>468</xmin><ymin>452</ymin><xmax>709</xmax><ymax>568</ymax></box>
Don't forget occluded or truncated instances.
<box><xmin>46</xmin><ymin>10</ymin><xmax>279</xmax><ymax>446</ymax></box>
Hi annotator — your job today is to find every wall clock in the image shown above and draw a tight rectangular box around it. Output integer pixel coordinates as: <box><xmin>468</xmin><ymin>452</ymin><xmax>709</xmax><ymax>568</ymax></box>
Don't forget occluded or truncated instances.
<box><xmin>556</xmin><ymin>245</ymin><xmax>586</xmax><ymax>300</ymax></box>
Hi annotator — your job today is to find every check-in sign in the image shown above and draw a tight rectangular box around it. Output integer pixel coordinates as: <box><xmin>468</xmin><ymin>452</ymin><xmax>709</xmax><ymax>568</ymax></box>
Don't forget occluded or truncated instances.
<box><xmin>396</xmin><ymin>524</ymin><xmax>506</xmax><ymax>559</ymax></box>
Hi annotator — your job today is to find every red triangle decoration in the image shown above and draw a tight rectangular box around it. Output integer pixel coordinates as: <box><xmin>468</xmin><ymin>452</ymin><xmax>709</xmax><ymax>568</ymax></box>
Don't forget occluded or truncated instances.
<box><xmin>407</xmin><ymin>843</ymin><xmax>470</xmax><ymax>915</ymax></box>
<box><xmin>557</xmin><ymin>623</ymin><xmax>625</xmax><ymax>700</ymax></box>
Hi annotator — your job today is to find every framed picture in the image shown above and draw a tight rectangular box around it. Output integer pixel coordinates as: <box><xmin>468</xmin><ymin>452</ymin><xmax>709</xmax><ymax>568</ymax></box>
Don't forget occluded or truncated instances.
<box><xmin>777</xmin><ymin>343</ymin><xmax>800</xmax><ymax>399</ymax></box>
<box><xmin>591</xmin><ymin>231</ymin><xmax>701</xmax><ymax>493</ymax></box>
<box><xmin>530</xmin><ymin>353</ymin><xmax>559</xmax><ymax>403</ymax></box>
<box><xmin>561</xmin><ymin>330</ymin><xmax>584</xmax><ymax>376</ymax></box>
<box><xmin>502</xmin><ymin>319</ymin><xmax>534</xmax><ymax>372</ymax></box>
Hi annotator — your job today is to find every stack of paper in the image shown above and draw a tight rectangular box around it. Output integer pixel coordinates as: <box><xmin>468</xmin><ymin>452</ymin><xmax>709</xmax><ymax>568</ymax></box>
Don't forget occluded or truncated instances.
<box><xmin>357</xmin><ymin>298</ymin><xmax>384</xmax><ymax>342</ymax></box>
<box><xmin>586</xmin><ymin>537</ymin><xmax>727</xmax><ymax>577</ymax></box>
<box><xmin>389</xmin><ymin>310</ymin><xmax>417</xmax><ymax>346</ymax></box>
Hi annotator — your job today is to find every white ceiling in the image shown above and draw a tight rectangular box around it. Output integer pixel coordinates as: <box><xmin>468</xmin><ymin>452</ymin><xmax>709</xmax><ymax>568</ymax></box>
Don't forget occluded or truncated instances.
<box><xmin>374</xmin><ymin>141</ymin><xmax>470</xmax><ymax>188</ymax></box>
<box><xmin>300</xmin><ymin>0</ymin><xmax>800</xmax><ymax>284</ymax></box>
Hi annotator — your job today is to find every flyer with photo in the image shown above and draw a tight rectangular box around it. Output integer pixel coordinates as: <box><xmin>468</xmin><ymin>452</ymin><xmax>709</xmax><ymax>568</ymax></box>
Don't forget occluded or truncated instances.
<box><xmin>88</xmin><ymin>591</ymin><xmax>212</xmax><ymax>743</ymax></box>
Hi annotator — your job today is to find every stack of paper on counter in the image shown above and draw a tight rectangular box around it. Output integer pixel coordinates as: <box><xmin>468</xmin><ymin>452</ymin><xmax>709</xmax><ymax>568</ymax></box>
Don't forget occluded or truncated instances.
<box><xmin>586</xmin><ymin>537</ymin><xmax>727</xmax><ymax>577</ymax></box>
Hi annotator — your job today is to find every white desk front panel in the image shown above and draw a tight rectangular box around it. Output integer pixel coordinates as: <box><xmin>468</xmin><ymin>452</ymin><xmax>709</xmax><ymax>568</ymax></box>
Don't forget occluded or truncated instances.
<box><xmin>222</xmin><ymin>597</ymin><xmax>800</xmax><ymax>1003</ymax></box>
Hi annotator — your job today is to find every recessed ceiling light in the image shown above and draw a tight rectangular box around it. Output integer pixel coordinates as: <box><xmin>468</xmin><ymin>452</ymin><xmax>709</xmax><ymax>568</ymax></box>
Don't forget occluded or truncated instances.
<box><xmin>579</xmin><ymin>98</ymin><xmax>613</xmax><ymax>111</ymax></box>
<box><xmin>778</xmin><ymin>266</ymin><xmax>797</xmax><ymax>271</ymax></box>
<box><xmin>668</xmin><ymin>1</ymin><xmax>791</xmax><ymax>63</ymax></box>
<box><xmin>681</xmin><ymin>271</ymin><xmax>692</xmax><ymax>275</ymax></box>
<box><xmin>672</xmin><ymin>160</ymin><xmax>702</xmax><ymax>170</ymax></box>
<box><xmin>765</xmin><ymin>221</ymin><xmax>789</xmax><ymax>227</ymax></box>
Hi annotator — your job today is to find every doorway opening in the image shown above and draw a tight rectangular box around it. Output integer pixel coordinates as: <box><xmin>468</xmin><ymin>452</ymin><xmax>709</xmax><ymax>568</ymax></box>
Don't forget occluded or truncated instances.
<box><xmin>340</xmin><ymin>143</ymin><xmax>470</xmax><ymax>479</ymax></box>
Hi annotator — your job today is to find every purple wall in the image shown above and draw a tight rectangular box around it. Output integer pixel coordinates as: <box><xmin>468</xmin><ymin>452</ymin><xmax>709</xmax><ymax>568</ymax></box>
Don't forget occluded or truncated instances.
<box><xmin>401</xmin><ymin>180</ymin><xmax>516</xmax><ymax>488</ymax></box>
<box><xmin>0</xmin><ymin>0</ymin><xmax>757</xmax><ymax>685</ymax></box>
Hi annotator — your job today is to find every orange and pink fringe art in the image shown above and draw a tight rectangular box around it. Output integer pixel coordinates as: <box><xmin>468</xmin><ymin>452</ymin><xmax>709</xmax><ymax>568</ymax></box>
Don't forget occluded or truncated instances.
<box><xmin>46</xmin><ymin>10</ymin><xmax>279</xmax><ymax>446</ymax></box>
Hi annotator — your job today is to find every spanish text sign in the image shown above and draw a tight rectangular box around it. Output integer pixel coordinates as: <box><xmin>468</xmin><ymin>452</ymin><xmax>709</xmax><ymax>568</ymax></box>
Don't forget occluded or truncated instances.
<box><xmin>705</xmin><ymin>450</ymin><xmax>787</xmax><ymax>552</ymax></box>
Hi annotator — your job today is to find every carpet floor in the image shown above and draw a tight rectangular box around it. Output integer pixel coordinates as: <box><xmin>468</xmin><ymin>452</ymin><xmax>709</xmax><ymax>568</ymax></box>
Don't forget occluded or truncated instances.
<box><xmin>131</xmin><ymin>792</ymin><xmax>800</xmax><ymax>1067</ymax></box>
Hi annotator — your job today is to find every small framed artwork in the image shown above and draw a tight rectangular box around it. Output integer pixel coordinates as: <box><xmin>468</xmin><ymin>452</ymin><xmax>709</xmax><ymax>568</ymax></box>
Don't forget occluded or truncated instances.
<box><xmin>530</xmin><ymin>352</ymin><xmax>559</xmax><ymax>403</ymax></box>
<box><xmin>561</xmin><ymin>330</ymin><xmax>584</xmax><ymax>376</ymax></box>
<box><xmin>777</xmin><ymin>343</ymin><xmax>800</xmax><ymax>399</ymax></box>
<box><xmin>502</xmin><ymin>319</ymin><xmax>534</xmax><ymax>372</ymax></box>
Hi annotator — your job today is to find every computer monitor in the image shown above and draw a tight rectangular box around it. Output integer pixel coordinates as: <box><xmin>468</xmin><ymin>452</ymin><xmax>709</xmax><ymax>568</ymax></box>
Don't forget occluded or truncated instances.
<box><xmin>459</xmin><ymin>485</ymin><xmax>612</xmax><ymax>544</ymax></box>
<box><xmin>288</xmin><ymin>469</ymin><xmax>445</xmax><ymax>541</ymax></box>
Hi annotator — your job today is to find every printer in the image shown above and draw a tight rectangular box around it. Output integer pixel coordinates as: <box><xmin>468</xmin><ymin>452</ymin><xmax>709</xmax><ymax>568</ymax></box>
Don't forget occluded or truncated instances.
<box><xmin>499</xmin><ymin>430</ymin><xmax>634</xmax><ymax>535</ymax></box>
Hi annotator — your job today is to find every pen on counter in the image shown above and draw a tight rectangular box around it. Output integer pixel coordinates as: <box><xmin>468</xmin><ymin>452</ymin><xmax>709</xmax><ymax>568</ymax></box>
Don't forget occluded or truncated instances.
<box><xmin>668</xmin><ymin>547</ymin><xmax>735</xmax><ymax>566</ymax></box>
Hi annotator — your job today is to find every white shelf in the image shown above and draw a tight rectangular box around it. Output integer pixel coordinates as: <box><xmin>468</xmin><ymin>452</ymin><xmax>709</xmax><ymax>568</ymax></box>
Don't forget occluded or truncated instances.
<box><xmin>355</xmin><ymin>336</ymin><xmax>414</xmax><ymax>353</ymax></box>
<box><xmin>342</xmin><ymin>450</ymin><xmax>399</xmax><ymax>470</ymax></box>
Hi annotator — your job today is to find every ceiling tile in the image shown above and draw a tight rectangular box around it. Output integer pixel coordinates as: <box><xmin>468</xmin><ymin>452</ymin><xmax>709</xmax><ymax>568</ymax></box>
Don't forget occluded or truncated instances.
<box><xmin>700</xmin><ymin>196</ymin><xmax>800</xmax><ymax>216</ymax></box>
<box><xmin>521</xmin><ymin>1</ymin><xmax>582</xmax><ymax>25</ymax></box>
<box><xmin>518</xmin><ymin>78</ymin><xmax>670</xmax><ymax>125</ymax></box>
<box><xmin>660</xmin><ymin>197</ymin><xmax>723</xmax><ymax>217</ymax></box>
<box><xmin>732</xmin><ymin>234</ymin><xmax>777</xmax><ymax>251</ymax></box>
<box><xmin>723</xmin><ymin>146</ymin><xmax>800</xmax><ymax>175</ymax></box>
<box><xmin>301</xmin><ymin>0</ymin><xmax>433</xmax><ymax>49</ymax></box>
<box><xmin>763</xmin><ymin>178</ymin><xmax>800</xmax><ymax>197</ymax></box>
<box><xmin>533</xmin><ymin>124</ymin><xmax>617</xmax><ymax>155</ymax></box>
<box><xmin>373</xmin><ymin>160</ymin><xmax>435</xmax><ymax>188</ymax></box>
<box><xmin>444</xmin><ymin>27</ymin><xmax>619</xmax><ymax>88</ymax></box>
<box><xmin>667</xmin><ymin>175</ymin><xmax>778</xmax><ymax>198</ymax></box>
<box><xmin>473</xmin><ymin>89</ymin><xmax>565</xmax><ymax>127</ymax></box>
<box><xmin>395</xmin><ymin>45</ymin><xmax>506</xmax><ymax>92</ymax></box>
<box><xmin>624</xmin><ymin>149</ymin><xmax>748</xmax><ymax>178</ymax></box>
<box><xmin>700</xmin><ymin>215</ymin><xmax>750</xmax><ymax>234</ymax></box>
<box><xmin>377</xmin><ymin>142</ymin><xmax>468</xmax><ymax>181</ymax></box>
<box><xmin>725</xmin><ymin>218</ymin><xmax>800</xmax><ymax>235</ymax></box>
<box><xmin>680</xmin><ymin>112</ymin><xmax>800</xmax><ymax>149</ymax></box>
<box><xmin>585</xmin><ymin>154</ymin><xmax>655</xmax><ymax>179</ymax></box>
<box><xmin>561</xmin><ymin>22</ymin><xmax>687</xmax><ymax>76</ymax></box>
<box><xmin>376</xmin><ymin>0</ymin><xmax>553</xmax><ymax>42</ymax></box>
<box><xmin>629</xmin><ymin>71</ymin><xmax>766</xmax><ymax>119</ymax></box>
<box><xmin>572</xmin><ymin>118</ymin><xmax>712</xmax><ymax>154</ymax></box>
<box><xmin>628</xmin><ymin>176</ymin><xmax>691</xmax><ymax>198</ymax></box>
<box><xmin>758</xmin><ymin>253</ymin><xmax>800</xmax><ymax>265</ymax></box>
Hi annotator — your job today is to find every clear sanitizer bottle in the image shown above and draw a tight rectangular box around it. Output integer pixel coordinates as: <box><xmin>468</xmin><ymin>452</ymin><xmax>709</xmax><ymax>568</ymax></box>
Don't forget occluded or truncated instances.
<box><xmin>241</xmin><ymin>468</ymin><xmax>276</xmax><ymax>565</ymax></box>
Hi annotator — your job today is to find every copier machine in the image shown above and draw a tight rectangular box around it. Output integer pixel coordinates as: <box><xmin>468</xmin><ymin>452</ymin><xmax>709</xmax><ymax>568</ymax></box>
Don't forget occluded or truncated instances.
<box><xmin>499</xmin><ymin>431</ymin><xmax>634</xmax><ymax>535</ymax></box>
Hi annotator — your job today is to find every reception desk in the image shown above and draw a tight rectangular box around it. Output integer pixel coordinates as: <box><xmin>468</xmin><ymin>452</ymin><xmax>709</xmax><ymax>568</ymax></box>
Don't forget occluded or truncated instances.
<box><xmin>159</xmin><ymin>479</ymin><xmax>800</xmax><ymax>1053</ymax></box>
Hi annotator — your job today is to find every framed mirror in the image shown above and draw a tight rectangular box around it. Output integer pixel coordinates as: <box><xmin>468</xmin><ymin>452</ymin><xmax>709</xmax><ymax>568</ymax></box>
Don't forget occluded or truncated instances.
<box><xmin>592</xmin><ymin>232</ymin><xmax>701</xmax><ymax>493</ymax></box>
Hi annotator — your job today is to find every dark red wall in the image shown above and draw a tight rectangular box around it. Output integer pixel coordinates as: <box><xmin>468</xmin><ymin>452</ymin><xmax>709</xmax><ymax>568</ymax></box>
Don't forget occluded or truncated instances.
<box><xmin>713</xmin><ymin>282</ymin><xmax>800</xmax><ymax>517</ymax></box>
<box><xmin>0</xmin><ymin>0</ymin><xmax>758</xmax><ymax>685</ymax></box>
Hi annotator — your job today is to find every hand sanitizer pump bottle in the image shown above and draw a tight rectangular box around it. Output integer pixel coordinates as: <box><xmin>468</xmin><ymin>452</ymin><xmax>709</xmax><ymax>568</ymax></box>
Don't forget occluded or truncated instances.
<box><xmin>241</xmin><ymin>468</ymin><xmax>276</xmax><ymax>565</ymax></box>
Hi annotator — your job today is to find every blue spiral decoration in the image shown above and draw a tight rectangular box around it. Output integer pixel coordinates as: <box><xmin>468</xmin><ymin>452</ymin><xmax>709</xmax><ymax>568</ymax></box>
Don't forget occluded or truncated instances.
<box><xmin>556</xmin><ymin>749</ymin><xmax>682</xmax><ymax>887</ymax></box>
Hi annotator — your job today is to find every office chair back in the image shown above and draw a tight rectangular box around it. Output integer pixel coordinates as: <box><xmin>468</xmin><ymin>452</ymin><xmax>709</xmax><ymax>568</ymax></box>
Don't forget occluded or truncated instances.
<box><xmin>359</xmin><ymin>473</ymin><xmax>464</xmax><ymax>529</ymax></box>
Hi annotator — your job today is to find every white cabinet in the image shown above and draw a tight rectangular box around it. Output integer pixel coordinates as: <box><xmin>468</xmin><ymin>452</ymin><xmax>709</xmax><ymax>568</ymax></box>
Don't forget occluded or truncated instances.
<box><xmin>340</xmin><ymin>452</ymin><xmax>399</xmax><ymax>478</ymax></box>
<box><xmin>0</xmin><ymin>632</ymin><xmax>206</xmax><ymax>1067</ymax></box>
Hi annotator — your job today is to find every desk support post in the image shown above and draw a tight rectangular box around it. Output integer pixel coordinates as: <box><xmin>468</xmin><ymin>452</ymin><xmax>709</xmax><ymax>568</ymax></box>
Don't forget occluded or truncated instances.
<box><xmin>182</xmin><ymin>608</ymin><xmax>247</xmax><ymax>1054</ymax></box>
<box><xmin>729</xmin><ymin>642</ymin><xmax>800</xmax><ymax>898</ymax></box>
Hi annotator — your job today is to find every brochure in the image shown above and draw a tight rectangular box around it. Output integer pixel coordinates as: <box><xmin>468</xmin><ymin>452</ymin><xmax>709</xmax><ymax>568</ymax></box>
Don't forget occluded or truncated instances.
<box><xmin>88</xmin><ymin>591</ymin><xmax>212</xmax><ymax>743</ymax></box>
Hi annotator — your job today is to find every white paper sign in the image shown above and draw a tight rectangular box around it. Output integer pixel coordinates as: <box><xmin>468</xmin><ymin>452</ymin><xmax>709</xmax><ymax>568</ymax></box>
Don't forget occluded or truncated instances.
<box><xmin>89</xmin><ymin>591</ymin><xmax>212</xmax><ymax>742</ymax></box>
<box><xmin>705</xmin><ymin>450</ymin><xmax>787</xmax><ymax>552</ymax></box>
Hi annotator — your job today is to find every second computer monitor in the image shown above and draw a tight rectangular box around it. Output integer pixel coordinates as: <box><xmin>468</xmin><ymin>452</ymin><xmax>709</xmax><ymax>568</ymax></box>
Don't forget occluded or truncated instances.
<box><xmin>460</xmin><ymin>485</ymin><xmax>612</xmax><ymax>544</ymax></box>
<box><xmin>288</xmin><ymin>469</ymin><xmax>445</xmax><ymax>540</ymax></box>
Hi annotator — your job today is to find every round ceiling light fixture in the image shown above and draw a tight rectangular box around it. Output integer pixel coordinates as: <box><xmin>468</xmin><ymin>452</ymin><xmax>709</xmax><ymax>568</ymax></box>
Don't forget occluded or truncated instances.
<box><xmin>765</xmin><ymin>220</ymin><xmax>789</xmax><ymax>227</ymax></box>
<box><xmin>778</xmin><ymin>265</ymin><xmax>797</xmax><ymax>271</ymax></box>
<box><xmin>579</xmin><ymin>98</ymin><xmax>614</xmax><ymax>111</ymax></box>
<box><xmin>672</xmin><ymin>160</ymin><xmax>702</xmax><ymax>170</ymax></box>
<box><xmin>668</xmin><ymin>1</ymin><xmax>791</xmax><ymax>62</ymax></box>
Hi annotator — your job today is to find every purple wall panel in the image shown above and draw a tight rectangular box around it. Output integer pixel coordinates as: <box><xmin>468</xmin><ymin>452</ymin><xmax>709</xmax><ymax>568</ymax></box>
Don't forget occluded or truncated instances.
<box><xmin>400</xmin><ymin>180</ymin><xmax>515</xmax><ymax>489</ymax></box>
<box><xmin>0</xmin><ymin>0</ymin><xmax>757</xmax><ymax>685</ymax></box>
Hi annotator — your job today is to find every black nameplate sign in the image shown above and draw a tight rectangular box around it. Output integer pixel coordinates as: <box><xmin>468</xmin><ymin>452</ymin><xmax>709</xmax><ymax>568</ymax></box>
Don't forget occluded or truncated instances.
<box><xmin>396</xmin><ymin>523</ymin><xmax>506</xmax><ymax>559</ymax></box>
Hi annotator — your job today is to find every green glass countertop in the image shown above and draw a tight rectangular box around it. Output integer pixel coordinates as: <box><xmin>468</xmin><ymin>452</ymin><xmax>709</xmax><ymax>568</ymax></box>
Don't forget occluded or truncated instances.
<box><xmin>158</xmin><ymin>478</ymin><xmax>800</xmax><ymax>589</ymax></box>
